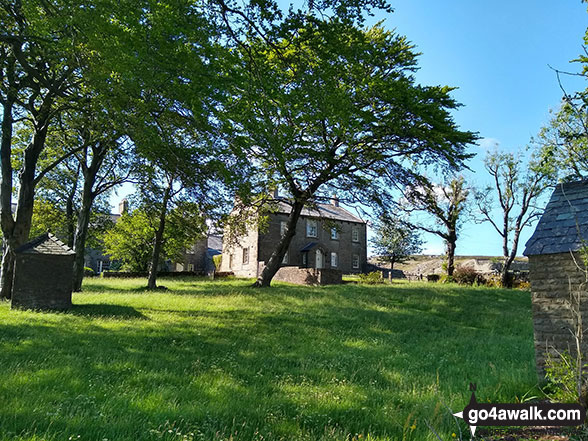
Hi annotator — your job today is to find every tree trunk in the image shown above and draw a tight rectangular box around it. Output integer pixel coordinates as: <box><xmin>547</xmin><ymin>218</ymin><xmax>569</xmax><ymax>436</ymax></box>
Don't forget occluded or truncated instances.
<box><xmin>147</xmin><ymin>184</ymin><xmax>173</xmax><ymax>290</ymax></box>
<box><xmin>65</xmin><ymin>165</ymin><xmax>80</xmax><ymax>248</ymax></box>
<box><xmin>446</xmin><ymin>231</ymin><xmax>457</xmax><ymax>276</ymax></box>
<box><xmin>253</xmin><ymin>200</ymin><xmax>304</xmax><ymax>287</ymax></box>
<box><xmin>0</xmin><ymin>115</ymin><xmax>49</xmax><ymax>299</ymax></box>
<box><xmin>501</xmin><ymin>226</ymin><xmax>522</xmax><ymax>288</ymax></box>
<box><xmin>72</xmin><ymin>185</ymin><xmax>93</xmax><ymax>292</ymax></box>
<box><xmin>0</xmin><ymin>96</ymin><xmax>15</xmax><ymax>300</ymax></box>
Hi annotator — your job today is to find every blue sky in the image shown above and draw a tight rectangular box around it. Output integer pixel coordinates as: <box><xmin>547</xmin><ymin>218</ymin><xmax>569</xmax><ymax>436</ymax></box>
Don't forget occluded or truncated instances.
<box><xmin>366</xmin><ymin>0</ymin><xmax>587</xmax><ymax>256</ymax></box>
<box><xmin>112</xmin><ymin>1</ymin><xmax>587</xmax><ymax>257</ymax></box>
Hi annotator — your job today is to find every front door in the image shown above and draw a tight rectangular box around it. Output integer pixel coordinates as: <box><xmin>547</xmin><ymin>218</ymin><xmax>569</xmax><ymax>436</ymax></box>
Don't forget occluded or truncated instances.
<box><xmin>315</xmin><ymin>249</ymin><xmax>323</xmax><ymax>269</ymax></box>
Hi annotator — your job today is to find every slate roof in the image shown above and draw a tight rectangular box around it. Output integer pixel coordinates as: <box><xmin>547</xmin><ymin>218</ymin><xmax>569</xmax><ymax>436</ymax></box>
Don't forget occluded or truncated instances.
<box><xmin>275</xmin><ymin>200</ymin><xmax>366</xmax><ymax>224</ymax></box>
<box><xmin>207</xmin><ymin>235</ymin><xmax>222</xmax><ymax>256</ymax></box>
<box><xmin>15</xmin><ymin>233</ymin><xmax>75</xmax><ymax>256</ymax></box>
<box><xmin>524</xmin><ymin>180</ymin><xmax>588</xmax><ymax>256</ymax></box>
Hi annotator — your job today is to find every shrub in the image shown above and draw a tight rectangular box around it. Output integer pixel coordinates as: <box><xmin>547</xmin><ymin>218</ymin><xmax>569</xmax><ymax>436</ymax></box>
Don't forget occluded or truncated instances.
<box><xmin>358</xmin><ymin>271</ymin><xmax>384</xmax><ymax>284</ymax></box>
<box><xmin>439</xmin><ymin>274</ymin><xmax>454</xmax><ymax>284</ymax></box>
<box><xmin>84</xmin><ymin>266</ymin><xmax>96</xmax><ymax>277</ymax></box>
<box><xmin>544</xmin><ymin>351</ymin><xmax>587</xmax><ymax>405</ymax></box>
<box><xmin>212</xmin><ymin>254</ymin><xmax>222</xmax><ymax>270</ymax></box>
<box><xmin>453</xmin><ymin>266</ymin><xmax>484</xmax><ymax>285</ymax></box>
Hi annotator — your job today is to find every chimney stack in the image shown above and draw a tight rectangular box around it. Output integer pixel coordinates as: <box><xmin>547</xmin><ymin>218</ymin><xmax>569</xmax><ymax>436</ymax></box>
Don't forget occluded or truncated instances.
<box><xmin>119</xmin><ymin>198</ymin><xmax>129</xmax><ymax>215</ymax></box>
<box><xmin>331</xmin><ymin>194</ymin><xmax>339</xmax><ymax>207</ymax></box>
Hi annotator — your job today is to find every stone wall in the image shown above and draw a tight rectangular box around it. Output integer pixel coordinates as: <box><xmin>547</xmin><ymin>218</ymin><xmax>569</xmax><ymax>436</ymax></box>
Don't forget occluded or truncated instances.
<box><xmin>529</xmin><ymin>252</ymin><xmax>588</xmax><ymax>377</ymax></box>
<box><xmin>220</xmin><ymin>219</ymin><xmax>259</xmax><ymax>278</ymax></box>
<box><xmin>272</xmin><ymin>266</ymin><xmax>342</xmax><ymax>285</ymax></box>
<box><xmin>12</xmin><ymin>254</ymin><xmax>74</xmax><ymax>310</ymax></box>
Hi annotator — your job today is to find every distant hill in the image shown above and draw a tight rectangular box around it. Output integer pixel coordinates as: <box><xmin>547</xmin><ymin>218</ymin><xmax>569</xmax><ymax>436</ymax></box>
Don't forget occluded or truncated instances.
<box><xmin>368</xmin><ymin>255</ymin><xmax>528</xmax><ymax>278</ymax></box>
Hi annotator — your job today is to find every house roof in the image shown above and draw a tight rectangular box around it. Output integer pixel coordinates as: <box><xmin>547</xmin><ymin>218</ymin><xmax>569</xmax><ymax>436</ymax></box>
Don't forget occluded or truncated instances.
<box><xmin>524</xmin><ymin>180</ymin><xmax>588</xmax><ymax>256</ymax></box>
<box><xmin>15</xmin><ymin>233</ymin><xmax>75</xmax><ymax>256</ymax></box>
<box><xmin>275</xmin><ymin>200</ymin><xmax>366</xmax><ymax>224</ymax></box>
<box><xmin>207</xmin><ymin>235</ymin><xmax>222</xmax><ymax>256</ymax></box>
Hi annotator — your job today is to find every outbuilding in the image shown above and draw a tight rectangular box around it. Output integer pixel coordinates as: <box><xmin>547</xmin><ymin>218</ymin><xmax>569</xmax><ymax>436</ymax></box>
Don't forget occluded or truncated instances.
<box><xmin>524</xmin><ymin>179</ymin><xmax>588</xmax><ymax>376</ymax></box>
<box><xmin>11</xmin><ymin>233</ymin><xmax>75</xmax><ymax>310</ymax></box>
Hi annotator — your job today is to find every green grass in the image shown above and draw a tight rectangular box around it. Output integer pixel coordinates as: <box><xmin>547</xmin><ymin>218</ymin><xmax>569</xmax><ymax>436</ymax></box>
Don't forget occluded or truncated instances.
<box><xmin>0</xmin><ymin>278</ymin><xmax>536</xmax><ymax>441</ymax></box>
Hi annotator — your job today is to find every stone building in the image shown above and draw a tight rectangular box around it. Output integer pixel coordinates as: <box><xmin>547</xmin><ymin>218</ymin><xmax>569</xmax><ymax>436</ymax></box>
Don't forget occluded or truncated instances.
<box><xmin>12</xmin><ymin>233</ymin><xmax>75</xmax><ymax>310</ymax></box>
<box><xmin>220</xmin><ymin>196</ymin><xmax>368</xmax><ymax>281</ymax></box>
<box><xmin>524</xmin><ymin>180</ymin><xmax>588</xmax><ymax>376</ymax></box>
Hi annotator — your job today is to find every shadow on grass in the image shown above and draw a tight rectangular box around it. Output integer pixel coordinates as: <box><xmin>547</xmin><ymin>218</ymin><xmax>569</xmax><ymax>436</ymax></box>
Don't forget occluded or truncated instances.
<box><xmin>69</xmin><ymin>303</ymin><xmax>148</xmax><ymax>320</ymax></box>
<box><xmin>0</xmin><ymin>279</ymin><xmax>536</xmax><ymax>441</ymax></box>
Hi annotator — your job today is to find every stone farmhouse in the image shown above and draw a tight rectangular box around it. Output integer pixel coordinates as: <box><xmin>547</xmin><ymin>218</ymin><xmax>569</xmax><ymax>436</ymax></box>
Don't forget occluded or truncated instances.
<box><xmin>220</xmin><ymin>196</ymin><xmax>368</xmax><ymax>279</ymax></box>
<box><xmin>524</xmin><ymin>179</ymin><xmax>588</xmax><ymax>376</ymax></box>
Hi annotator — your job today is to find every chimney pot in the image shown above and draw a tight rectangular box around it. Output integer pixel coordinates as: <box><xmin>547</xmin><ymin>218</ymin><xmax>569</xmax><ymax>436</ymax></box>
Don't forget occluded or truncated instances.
<box><xmin>331</xmin><ymin>194</ymin><xmax>339</xmax><ymax>207</ymax></box>
<box><xmin>119</xmin><ymin>198</ymin><xmax>129</xmax><ymax>215</ymax></box>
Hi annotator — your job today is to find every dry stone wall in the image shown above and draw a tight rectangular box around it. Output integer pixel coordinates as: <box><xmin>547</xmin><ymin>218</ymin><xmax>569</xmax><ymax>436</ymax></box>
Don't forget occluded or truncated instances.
<box><xmin>529</xmin><ymin>252</ymin><xmax>588</xmax><ymax>376</ymax></box>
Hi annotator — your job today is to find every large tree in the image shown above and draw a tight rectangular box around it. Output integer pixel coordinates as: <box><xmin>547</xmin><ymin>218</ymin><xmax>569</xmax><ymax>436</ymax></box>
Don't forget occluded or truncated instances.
<box><xmin>224</xmin><ymin>18</ymin><xmax>476</xmax><ymax>286</ymax></box>
<box><xmin>474</xmin><ymin>149</ymin><xmax>555</xmax><ymax>287</ymax></box>
<box><xmin>403</xmin><ymin>177</ymin><xmax>470</xmax><ymax>277</ymax></box>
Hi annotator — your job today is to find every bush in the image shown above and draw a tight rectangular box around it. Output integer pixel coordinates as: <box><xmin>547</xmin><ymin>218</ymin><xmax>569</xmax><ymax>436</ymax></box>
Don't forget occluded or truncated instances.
<box><xmin>212</xmin><ymin>254</ymin><xmax>222</xmax><ymax>270</ymax></box>
<box><xmin>84</xmin><ymin>266</ymin><xmax>96</xmax><ymax>277</ymax></box>
<box><xmin>453</xmin><ymin>266</ymin><xmax>484</xmax><ymax>285</ymax></box>
<box><xmin>544</xmin><ymin>351</ymin><xmax>586</xmax><ymax>405</ymax></box>
<box><xmin>438</xmin><ymin>274</ymin><xmax>453</xmax><ymax>284</ymax></box>
<box><xmin>358</xmin><ymin>271</ymin><xmax>384</xmax><ymax>284</ymax></box>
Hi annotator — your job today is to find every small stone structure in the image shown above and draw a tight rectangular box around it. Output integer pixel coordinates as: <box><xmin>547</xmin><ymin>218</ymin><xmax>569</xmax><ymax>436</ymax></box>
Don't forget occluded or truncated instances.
<box><xmin>11</xmin><ymin>233</ymin><xmax>75</xmax><ymax>310</ymax></box>
<box><xmin>524</xmin><ymin>180</ymin><xmax>588</xmax><ymax>377</ymax></box>
<box><xmin>272</xmin><ymin>266</ymin><xmax>342</xmax><ymax>285</ymax></box>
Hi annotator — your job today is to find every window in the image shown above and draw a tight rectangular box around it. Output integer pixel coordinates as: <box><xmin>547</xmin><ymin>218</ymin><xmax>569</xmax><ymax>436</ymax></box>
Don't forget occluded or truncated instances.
<box><xmin>229</xmin><ymin>254</ymin><xmax>234</xmax><ymax>269</ymax></box>
<box><xmin>242</xmin><ymin>247</ymin><xmax>249</xmax><ymax>265</ymax></box>
<box><xmin>352</xmin><ymin>254</ymin><xmax>360</xmax><ymax>269</ymax></box>
<box><xmin>331</xmin><ymin>252</ymin><xmax>338</xmax><ymax>268</ymax></box>
<box><xmin>352</xmin><ymin>227</ymin><xmax>359</xmax><ymax>242</ymax></box>
<box><xmin>330</xmin><ymin>227</ymin><xmax>339</xmax><ymax>240</ymax></box>
<box><xmin>188</xmin><ymin>263</ymin><xmax>195</xmax><ymax>272</ymax></box>
<box><xmin>282</xmin><ymin>251</ymin><xmax>289</xmax><ymax>264</ymax></box>
<box><xmin>280</xmin><ymin>221</ymin><xmax>287</xmax><ymax>237</ymax></box>
<box><xmin>302</xmin><ymin>252</ymin><xmax>307</xmax><ymax>266</ymax></box>
<box><xmin>306</xmin><ymin>219</ymin><xmax>318</xmax><ymax>237</ymax></box>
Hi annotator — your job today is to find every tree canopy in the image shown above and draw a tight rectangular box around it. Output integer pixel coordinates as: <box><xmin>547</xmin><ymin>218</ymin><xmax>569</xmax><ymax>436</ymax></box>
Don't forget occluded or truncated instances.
<box><xmin>224</xmin><ymin>17</ymin><xmax>476</xmax><ymax>286</ymax></box>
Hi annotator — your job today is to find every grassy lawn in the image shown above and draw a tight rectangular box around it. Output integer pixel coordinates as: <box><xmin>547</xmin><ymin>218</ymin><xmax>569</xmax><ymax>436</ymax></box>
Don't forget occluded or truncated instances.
<box><xmin>0</xmin><ymin>278</ymin><xmax>536</xmax><ymax>441</ymax></box>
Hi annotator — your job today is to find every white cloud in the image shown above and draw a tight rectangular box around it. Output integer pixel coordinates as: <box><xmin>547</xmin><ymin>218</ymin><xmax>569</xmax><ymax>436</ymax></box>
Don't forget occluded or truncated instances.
<box><xmin>477</xmin><ymin>137</ymin><xmax>500</xmax><ymax>151</ymax></box>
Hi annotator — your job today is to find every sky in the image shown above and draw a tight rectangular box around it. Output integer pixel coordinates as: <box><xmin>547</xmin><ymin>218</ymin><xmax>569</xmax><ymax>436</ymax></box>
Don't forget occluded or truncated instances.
<box><xmin>365</xmin><ymin>0</ymin><xmax>588</xmax><ymax>256</ymax></box>
<box><xmin>112</xmin><ymin>1</ymin><xmax>588</xmax><ymax>257</ymax></box>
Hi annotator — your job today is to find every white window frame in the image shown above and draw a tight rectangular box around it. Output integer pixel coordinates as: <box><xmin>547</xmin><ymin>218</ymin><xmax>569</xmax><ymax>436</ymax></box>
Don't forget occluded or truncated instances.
<box><xmin>306</xmin><ymin>219</ymin><xmax>318</xmax><ymax>238</ymax></box>
<box><xmin>280</xmin><ymin>221</ymin><xmax>287</xmax><ymax>237</ymax></box>
<box><xmin>352</xmin><ymin>227</ymin><xmax>359</xmax><ymax>242</ymax></box>
<box><xmin>242</xmin><ymin>247</ymin><xmax>249</xmax><ymax>265</ymax></box>
<box><xmin>352</xmin><ymin>254</ymin><xmax>360</xmax><ymax>269</ymax></box>
<box><xmin>330</xmin><ymin>227</ymin><xmax>339</xmax><ymax>240</ymax></box>
<box><xmin>331</xmin><ymin>252</ymin><xmax>338</xmax><ymax>268</ymax></box>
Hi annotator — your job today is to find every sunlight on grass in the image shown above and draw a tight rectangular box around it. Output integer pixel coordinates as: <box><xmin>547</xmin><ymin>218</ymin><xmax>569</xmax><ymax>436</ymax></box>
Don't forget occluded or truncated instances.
<box><xmin>0</xmin><ymin>277</ymin><xmax>535</xmax><ymax>440</ymax></box>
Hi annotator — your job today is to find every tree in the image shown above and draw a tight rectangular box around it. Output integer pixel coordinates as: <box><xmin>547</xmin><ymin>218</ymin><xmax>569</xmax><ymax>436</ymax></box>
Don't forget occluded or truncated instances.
<box><xmin>474</xmin><ymin>149</ymin><xmax>555</xmax><ymax>287</ymax></box>
<box><xmin>224</xmin><ymin>18</ymin><xmax>476</xmax><ymax>287</ymax></box>
<box><xmin>0</xmin><ymin>0</ymin><xmax>90</xmax><ymax>298</ymax></box>
<box><xmin>536</xmin><ymin>100</ymin><xmax>588</xmax><ymax>180</ymax></box>
<box><xmin>403</xmin><ymin>177</ymin><xmax>469</xmax><ymax>277</ymax></box>
<box><xmin>102</xmin><ymin>202</ymin><xmax>206</xmax><ymax>273</ymax></box>
<box><xmin>371</xmin><ymin>216</ymin><xmax>423</xmax><ymax>271</ymax></box>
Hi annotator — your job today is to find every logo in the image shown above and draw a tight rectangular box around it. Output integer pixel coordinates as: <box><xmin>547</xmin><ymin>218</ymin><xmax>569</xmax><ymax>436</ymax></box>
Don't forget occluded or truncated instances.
<box><xmin>452</xmin><ymin>384</ymin><xmax>586</xmax><ymax>437</ymax></box>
